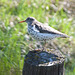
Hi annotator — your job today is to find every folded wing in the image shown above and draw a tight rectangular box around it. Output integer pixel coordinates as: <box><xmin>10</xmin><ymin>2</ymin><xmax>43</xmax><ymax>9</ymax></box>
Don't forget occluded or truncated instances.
<box><xmin>33</xmin><ymin>21</ymin><xmax>68</xmax><ymax>38</ymax></box>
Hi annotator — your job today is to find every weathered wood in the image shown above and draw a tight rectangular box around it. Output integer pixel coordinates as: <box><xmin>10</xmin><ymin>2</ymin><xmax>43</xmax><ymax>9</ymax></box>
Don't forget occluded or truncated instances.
<box><xmin>22</xmin><ymin>49</ymin><xmax>65</xmax><ymax>75</ymax></box>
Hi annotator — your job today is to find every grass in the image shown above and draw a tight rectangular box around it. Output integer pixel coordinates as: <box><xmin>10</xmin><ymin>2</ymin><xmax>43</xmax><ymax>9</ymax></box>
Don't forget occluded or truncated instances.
<box><xmin>0</xmin><ymin>0</ymin><xmax>75</xmax><ymax>75</ymax></box>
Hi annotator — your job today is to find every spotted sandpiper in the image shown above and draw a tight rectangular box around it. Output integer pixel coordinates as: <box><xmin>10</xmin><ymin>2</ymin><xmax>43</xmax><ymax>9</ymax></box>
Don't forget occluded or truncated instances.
<box><xmin>19</xmin><ymin>17</ymin><xmax>68</xmax><ymax>50</ymax></box>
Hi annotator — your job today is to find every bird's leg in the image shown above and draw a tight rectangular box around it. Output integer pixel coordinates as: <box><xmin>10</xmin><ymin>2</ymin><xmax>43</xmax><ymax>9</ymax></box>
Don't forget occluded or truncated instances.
<box><xmin>42</xmin><ymin>40</ymin><xmax>47</xmax><ymax>51</ymax></box>
<box><xmin>44</xmin><ymin>40</ymin><xmax>47</xmax><ymax>51</ymax></box>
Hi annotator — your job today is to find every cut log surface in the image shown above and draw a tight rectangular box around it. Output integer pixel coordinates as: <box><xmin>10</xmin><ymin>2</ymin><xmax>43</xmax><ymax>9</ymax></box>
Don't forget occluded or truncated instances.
<box><xmin>23</xmin><ymin>49</ymin><xmax>65</xmax><ymax>75</ymax></box>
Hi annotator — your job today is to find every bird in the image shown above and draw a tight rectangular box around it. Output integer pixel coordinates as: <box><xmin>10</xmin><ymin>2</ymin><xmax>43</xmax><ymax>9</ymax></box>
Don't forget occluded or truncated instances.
<box><xmin>19</xmin><ymin>17</ymin><xmax>68</xmax><ymax>50</ymax></box>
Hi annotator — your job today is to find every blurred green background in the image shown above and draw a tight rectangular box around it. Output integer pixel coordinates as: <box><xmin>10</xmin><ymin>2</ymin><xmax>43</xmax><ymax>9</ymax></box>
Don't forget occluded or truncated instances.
<box><xmin>0</xmin><ymin>0</ymin><xmax>75</xmax><ymax>75</ymax></box>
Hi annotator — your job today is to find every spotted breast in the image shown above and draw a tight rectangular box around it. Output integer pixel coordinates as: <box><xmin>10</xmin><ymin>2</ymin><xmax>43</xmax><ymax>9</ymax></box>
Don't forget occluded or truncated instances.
<box><xmin>27</xmin><ymin>24</ymin><xmax>63</xmax><ymax>41</ymax></box>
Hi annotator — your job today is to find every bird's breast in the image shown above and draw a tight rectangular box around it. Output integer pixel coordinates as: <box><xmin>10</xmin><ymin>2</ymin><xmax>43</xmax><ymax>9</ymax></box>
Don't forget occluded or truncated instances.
<box><xmin>28</xmin><ymin>27</ymin><xmax>53</xmax><ymax>41</ymax></box>
<box><xmin>27</xmin><ymin>25</ymin><xmax>61</xmax><ymax>41</ymax></box>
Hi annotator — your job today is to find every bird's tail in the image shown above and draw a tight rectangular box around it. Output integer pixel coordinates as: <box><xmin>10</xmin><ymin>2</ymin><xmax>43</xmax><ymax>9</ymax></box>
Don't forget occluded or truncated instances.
<box><xmin>60</xmin><ymin>33</ymin><xmax>69</xmax><ymax>38</ymax></box>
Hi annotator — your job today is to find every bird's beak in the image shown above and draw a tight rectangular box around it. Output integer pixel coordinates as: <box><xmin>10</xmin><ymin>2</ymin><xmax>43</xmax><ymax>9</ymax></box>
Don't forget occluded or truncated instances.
<box><xmin>18</xmin><ymin>20</ymin><xmax>26</xmax><ymax>23</ymax></box>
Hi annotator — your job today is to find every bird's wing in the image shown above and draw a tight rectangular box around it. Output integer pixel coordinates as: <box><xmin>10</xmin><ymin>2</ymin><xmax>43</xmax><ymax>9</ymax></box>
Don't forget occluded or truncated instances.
<box><xmin>33</xmin><ymin>21</ymin><xmax>68</xmax><ymax>38</ymax></box>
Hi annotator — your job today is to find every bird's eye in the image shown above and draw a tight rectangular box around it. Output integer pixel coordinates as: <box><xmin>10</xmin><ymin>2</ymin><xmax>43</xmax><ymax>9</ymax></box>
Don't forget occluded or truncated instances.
<box><xmin>26</xmin><ymin>17</ymin><xmax>34</xmax><ymax>21</ymax></box>
<box><xmin>31</xmin><ymin>18</ymin><xmax>34</xmax><ymax>20</ymax></box>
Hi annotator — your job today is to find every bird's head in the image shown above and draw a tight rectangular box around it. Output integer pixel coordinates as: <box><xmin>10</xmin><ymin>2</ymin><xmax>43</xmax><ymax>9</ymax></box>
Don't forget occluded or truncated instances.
<box><xmin>19</xmin><ymin>17</ymin><xmax>36</xmax><ymax>24</ymax></box>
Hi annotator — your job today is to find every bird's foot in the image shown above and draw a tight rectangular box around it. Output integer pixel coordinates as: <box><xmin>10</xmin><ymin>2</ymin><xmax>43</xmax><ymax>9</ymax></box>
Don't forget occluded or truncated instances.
<box><xmin>42</xmin><ymin>47</ymin><xmax>47</xmax><ymax>51</ymax></box>
<box><xmin>35</xmin><ymin>48</ymin><xmax>42</xmax><ymax>51</ymax></box>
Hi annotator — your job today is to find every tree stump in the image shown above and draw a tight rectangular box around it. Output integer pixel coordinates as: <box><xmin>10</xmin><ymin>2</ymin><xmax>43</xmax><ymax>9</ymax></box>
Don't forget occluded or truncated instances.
<box><xmin>22</xmin><ymin>49</ymin><xmax>65</xmax><ymax>75</ymax></box>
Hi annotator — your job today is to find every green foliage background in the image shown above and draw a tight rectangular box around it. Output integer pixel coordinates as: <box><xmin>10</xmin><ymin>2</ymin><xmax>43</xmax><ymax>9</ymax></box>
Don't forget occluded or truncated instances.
<box><xmin>0</xmin><ymin>0</ymin><xmax>75</xmax><ymax>75</ymax></box>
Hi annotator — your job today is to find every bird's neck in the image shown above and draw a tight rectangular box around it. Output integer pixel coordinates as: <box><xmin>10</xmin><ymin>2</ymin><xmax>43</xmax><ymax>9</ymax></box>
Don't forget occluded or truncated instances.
<box><xmin>28</xmin><ymin>22</ymin><xmax>33</xmax><ymax>29</ymax></box>
<box><xmin>27</xmin><ymin>21</ymin><xmax>33</xmax><ymax>25</ymax></box>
